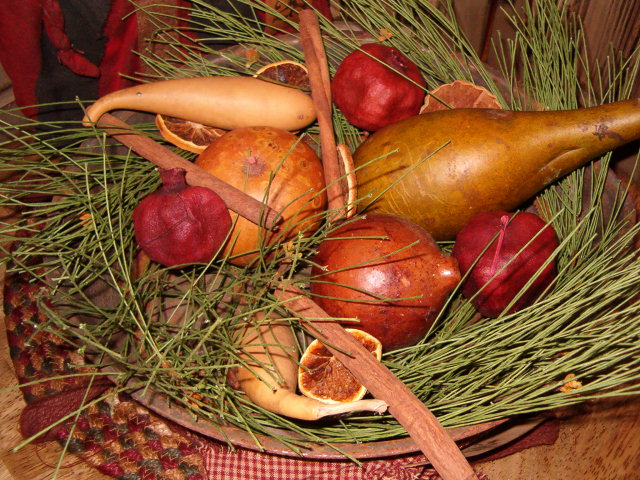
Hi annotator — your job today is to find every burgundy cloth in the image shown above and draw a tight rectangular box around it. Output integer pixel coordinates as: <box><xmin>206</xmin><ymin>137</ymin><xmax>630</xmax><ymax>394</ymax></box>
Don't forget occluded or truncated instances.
<box><xmin>202</xmin><ymin>447</ymin><xmax>461</xmax><ymax>480</ymax></box>
<box><xmin>0</xmin><ymin>0</ymin><xmax>44</xmax><ymax>118</ymax></box>
<box><xmin>41</xmin><ymin>0</ymin><xmax>101</xmax><ymax>78</ymax></box>
<box><xmin>98</xmin><ymin>0</ymin><xmax>140</xmax><ymax>96</ymax></box>
<box><xmin>196</xmin><ymin>419</ymin><xmax>559</xmax><ymax>480</ymax></box>
<box><xmin>200</xmin><ymin>443</ymin><xmax>476</xmax><ymax>480</ymax></box>
<box><xmin>0</xmin><ymin>0</ymin><xmax>139</xmax><ymax>119</ymax></box>
<box><xmin>478</xmin><ymin>418</ymin><xmax>560</xmax><ymax>463</ymax></box>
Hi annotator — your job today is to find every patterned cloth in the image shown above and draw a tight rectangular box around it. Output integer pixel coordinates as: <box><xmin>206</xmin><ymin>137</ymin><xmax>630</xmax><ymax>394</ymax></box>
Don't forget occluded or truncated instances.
<box><xmin>4</xmin><ymin>269</ymin><xmax>207</xmax><ymax>480</ymax></box>
<box><xmin>200</xmin><ymin>444</ymin><xmax>476</xmax><ymax>480</ymax></box>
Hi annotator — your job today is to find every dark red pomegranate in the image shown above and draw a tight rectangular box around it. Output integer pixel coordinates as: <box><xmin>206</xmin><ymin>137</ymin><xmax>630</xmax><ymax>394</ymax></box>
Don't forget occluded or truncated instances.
<box><xmin>453</xmin><ymin>211</ymin><xmax>559</xmax><ymax>318</ymax></box>
<box><xmin>133</xmin><ymin>168</ymin><xmax>231</xmax><ymax>267</ymax></box>
<box><xmin>331</xmin><ymin>43</ymin><xmax>426</xmax><ymax>131</ymax></box>
<box><xmin>310</xmin><ymin>214</ymin><xmax>460</xmax><ymax>351</ymax></box>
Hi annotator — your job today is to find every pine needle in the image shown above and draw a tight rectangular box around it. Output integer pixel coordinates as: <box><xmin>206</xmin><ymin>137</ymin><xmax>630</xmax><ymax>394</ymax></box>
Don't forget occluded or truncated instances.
<box><xmin>2</xmin><ymin>0</ymin><xmax>640</xmax><ymax>451</ymax></box>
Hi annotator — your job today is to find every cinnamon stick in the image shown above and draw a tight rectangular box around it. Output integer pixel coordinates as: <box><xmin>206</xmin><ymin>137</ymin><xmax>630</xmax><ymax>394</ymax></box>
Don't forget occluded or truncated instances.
<box><xmin>94</xmin><ymin>113</ymin><xmax>281</xmax><ymax>230</ymax></box>
<box><xmin>299</xmin><ymin>10</ymin><xmax>332</xmax><ymax>103</ymax></box>
<box><xmin>298</xmin><ymin>10</ymin><xmax>345</xmax><ymax>218</ymax></box>
<box><xmin>295</xmin><ymin>11</ymin><xmax>476</xmax><ymax>479</ymax></box>
<box><xmin>276</xmin><ymin>284</ymin><xmax>479</xmax><ymax>480</ymax></box>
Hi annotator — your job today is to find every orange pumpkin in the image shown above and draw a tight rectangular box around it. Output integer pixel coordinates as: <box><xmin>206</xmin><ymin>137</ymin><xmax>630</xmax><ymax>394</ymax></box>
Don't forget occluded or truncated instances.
<box><xmin>195</xmin><ymin>126</ymin><xmax>327</xmax><ymax>266</ymax></box>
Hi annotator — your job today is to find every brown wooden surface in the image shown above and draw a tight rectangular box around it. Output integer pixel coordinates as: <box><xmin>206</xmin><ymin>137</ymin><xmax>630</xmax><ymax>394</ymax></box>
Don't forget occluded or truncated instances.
<box><xmin>478</xmin><ymin>398</ymin><xmax>640</xmax><ymax>479</ymax></box>
<box><xmin>453</xmin><ymin>0</ymin><xmax>640</xmax><ymax>98</ymax></box>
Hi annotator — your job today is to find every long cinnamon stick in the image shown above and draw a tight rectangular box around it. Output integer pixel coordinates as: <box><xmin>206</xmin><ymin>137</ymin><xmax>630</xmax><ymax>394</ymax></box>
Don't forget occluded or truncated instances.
<box><xmin>299</xmin><ymin>10</ymin><xmax>332</xmax><ymax>103</ymax></box>
<box><xmin>298</xmin><ymin>10</ymin><xmax>344</xmax><ymax>217</ymax></box>
<box><xmin>276</xmin><ymin>284</ymin><xmax>479</xmax><ymax>480</ymax></box>
<box><xmin>295</xmin><ymin>13</ymin><xmax>476</xmax><ymax>477</ymax></box>
<box><xmin>94</xmin><ymin>113</ymin><xmax>281</xmax><ymax>230</ymax></box>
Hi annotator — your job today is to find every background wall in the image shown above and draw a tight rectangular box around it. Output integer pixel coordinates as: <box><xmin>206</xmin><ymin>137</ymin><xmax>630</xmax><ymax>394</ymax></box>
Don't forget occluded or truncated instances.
<box><xmin>450</xmin><ymin>0</ymin><xmax>640</xmax><ymax>97</ymax></box>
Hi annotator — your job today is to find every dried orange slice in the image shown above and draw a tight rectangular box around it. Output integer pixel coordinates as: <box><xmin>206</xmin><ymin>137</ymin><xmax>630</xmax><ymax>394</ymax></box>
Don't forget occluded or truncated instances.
<box><xmin>254</xmin><ymin>60</ymin><xmax>310</xmax><ymax>90</ymax></box>
<box><xmin>298</xmin><ymin>328</ymin><xmax>382</xmax><ymax>404</ymax></box>
<box><xmin>337</xmin><ymin>143</ymin><xmax>357</xmax><ymax>219</ymax></box>
<box><xmin>155</xmin><ymin>114</ymin><xmax>225</xmax><ymax>154</ymax></box>
<box><xmin>420</xmin><ymin>80</ymin><xmax>502</xmax><ymax>113</ymax></box>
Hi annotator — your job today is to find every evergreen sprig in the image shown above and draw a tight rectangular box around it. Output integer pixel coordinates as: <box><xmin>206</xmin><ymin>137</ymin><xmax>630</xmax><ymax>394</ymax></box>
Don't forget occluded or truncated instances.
<box><xmin>1</xmin><ymin>0</ymin><xmax>640</xmax><ymax>453</ymax></box>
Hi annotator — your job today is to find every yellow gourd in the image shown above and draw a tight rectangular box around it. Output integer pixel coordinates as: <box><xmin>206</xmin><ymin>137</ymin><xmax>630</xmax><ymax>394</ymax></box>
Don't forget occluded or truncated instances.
<box><xmin>234</xmin><ymin>313</ymin><xmax>387</xmax><ymax>421</ymax></box>
<box><xmin>82</xmin><ymin>76</ymin><xmax>316</xmax><ymax>131</ymax></box>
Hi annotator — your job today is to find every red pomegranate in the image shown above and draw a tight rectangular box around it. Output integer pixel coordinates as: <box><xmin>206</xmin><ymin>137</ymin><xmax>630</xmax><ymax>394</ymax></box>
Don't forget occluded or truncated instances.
<box><xmin>133</xmin><ymin>168</ymin><xmax>231</xmax><ymax>267</ymax></box>
<box><xmin>310</xmin><ymin>214</ymin><xmax>460</xmax><ymax>351</ymax></box>
<box><xmin>331</xmin><ymin>43</ymin><xmax>426</xmax><ymax>131</ymax></box>
<box><xmin>453</xmin><ymin>211</ymin><xmax>559</xmax><ymax>318</ymax></box>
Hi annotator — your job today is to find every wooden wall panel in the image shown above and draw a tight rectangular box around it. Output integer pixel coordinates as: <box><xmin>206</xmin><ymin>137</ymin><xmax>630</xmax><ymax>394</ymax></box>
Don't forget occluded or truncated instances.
<box><xmin>447</xmin><ymin>0</ymin><xmax>640</xmax><ymax>97</ymax></box>
<box><xmin>572</xmin><ymin>0</ymin><xmax>640</xmax><ymax>97</ymax></box>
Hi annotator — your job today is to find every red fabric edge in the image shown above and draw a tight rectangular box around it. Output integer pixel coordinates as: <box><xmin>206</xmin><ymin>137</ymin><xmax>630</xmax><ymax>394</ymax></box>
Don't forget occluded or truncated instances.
<box><xmin>0</xmin><ymin>0</ymin><xmax>43</xmax><ymax>117</ymax></box>
<box><xmin>98</xmin><ymin>0</ymin><xmax>141</xmax><ymax>96</ymax></box>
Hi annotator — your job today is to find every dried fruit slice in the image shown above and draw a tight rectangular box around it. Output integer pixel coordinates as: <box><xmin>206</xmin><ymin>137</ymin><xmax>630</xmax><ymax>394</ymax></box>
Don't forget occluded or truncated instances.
<box><xmin>298</xmin><ymin>328</ymin><xmax>382</xmax><ymax>404</ymax></box>
<box><xmin>254</xmin><ymin>60</ymin><xmax>310</xmax><ymax>90</ymax></box>
<box><xmin>156</xmin><ymin>114</ymin><xmax>225</xmax><ymax>154</ymax></box>
<box><xmin>420</xmin><ymin>80</ymin><xmax>502</xmax><ymax>113</ymax></box>
<box><xmin>337</xmin><ymin>143</ymin><xmax>357</xmax><ymax>219</ymax></box>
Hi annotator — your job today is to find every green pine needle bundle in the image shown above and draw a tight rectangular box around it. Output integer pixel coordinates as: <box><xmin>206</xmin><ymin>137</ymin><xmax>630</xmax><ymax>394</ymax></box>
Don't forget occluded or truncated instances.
<box><xmin>1</xmin><ymin>0</ymin><xmax>640</xmax><ymax>455</ymax></box>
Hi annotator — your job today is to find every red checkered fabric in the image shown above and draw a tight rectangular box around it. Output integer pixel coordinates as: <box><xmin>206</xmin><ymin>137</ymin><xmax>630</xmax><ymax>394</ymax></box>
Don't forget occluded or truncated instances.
<box><xmin>200</xmin><ymin>444</ymin><xmax>461</xmax><ymax>480</ymax></box>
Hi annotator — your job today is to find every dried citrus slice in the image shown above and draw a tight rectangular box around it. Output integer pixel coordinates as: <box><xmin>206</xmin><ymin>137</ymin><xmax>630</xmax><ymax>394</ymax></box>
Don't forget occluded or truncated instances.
<box><xmin>337</xmin><ymin>143</ymin><xmax>357</xmax><ymax>219</ymax></box>
<box><xmin>155</xmin><ymin>114</ymin><xmax>225</xmax><ymax>154</ymax></box>
<box><xmin>254</xmin><ymin>60</ymin><xmax>310</xmax><ymax>90</ymax></box>
<box><xmin>420</xmin><ymin>80</ymin><xmax>502</xmax><ymax>113</ymax></box>
<box><xmin>298</xmin><ymin>328</ymin><xmax>382</xmax><ymax>404</ymax></box>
